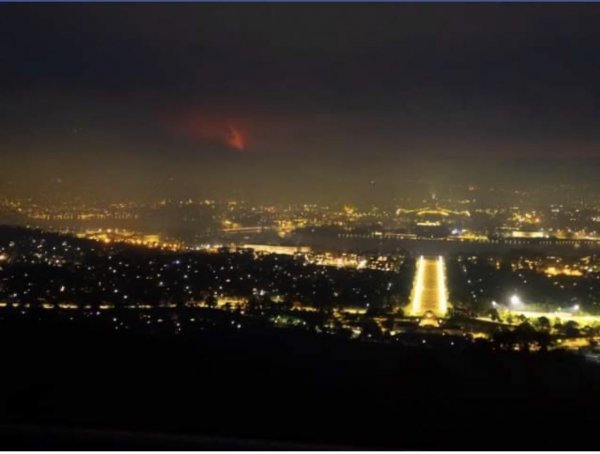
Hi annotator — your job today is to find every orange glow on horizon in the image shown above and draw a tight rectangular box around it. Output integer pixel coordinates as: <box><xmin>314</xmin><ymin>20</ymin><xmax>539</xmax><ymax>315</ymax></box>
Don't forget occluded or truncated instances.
<box><xmin>169</xmin><ymin>112</ymin><xmax>247</xmax><ymax>151</ymax></box>
<box><xmin>226</xmin><ymin>125</ymin><xmax>245</xmax><ymax>151</ymax></box>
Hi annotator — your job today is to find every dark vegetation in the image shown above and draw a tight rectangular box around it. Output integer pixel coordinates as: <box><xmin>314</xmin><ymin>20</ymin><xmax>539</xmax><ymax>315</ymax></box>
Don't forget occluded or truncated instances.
<box><xmin>1</xmin><ymin>311</ymin><xmax>600</xmax><ymax>449</ymax></box>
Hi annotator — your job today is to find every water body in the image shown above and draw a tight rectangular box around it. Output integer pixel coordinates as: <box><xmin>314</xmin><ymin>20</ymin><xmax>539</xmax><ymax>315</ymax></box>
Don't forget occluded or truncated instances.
<box><xmin>286</xmin><ymin>232</ymin><xmax>600</xmax><ymax>256</ymax></box>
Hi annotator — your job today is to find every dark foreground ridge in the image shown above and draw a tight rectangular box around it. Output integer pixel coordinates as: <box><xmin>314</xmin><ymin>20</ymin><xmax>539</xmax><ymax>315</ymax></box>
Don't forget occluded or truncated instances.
<box><xmin>0</xmin><ymin>313</ymin><xmax>599</xmax><ymax>450</ymax></box>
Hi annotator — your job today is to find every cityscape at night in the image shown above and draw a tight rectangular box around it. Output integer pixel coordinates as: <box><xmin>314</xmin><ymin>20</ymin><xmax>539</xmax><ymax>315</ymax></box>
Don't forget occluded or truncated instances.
<box><xmin>2</xmin><ymin>2</ymin><xmax>600</xmax><ymax>450</ymax></box>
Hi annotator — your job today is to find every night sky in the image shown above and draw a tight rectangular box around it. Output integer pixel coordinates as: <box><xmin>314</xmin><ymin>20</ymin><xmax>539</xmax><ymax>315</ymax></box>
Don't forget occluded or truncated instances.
<box><xmin>1</xmin><ymin>3</ymin><xmax>600</xmax><ymax>203</ymax></box>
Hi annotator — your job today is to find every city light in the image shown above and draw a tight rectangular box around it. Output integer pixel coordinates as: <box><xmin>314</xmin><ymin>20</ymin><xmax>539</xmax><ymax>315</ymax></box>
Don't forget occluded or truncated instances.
<box><xmin>411</xmin><ymin>256</ymin><xmax>425</xmax><ymax>315</ymax></box>
<box><xmin>409</xmin><ymin>255</ymin><xmax>448</xmax><ymax>317</ymax></box>
<box><xmin>437</xmin><ymin>256</ymin><xmax>448</xmax><ymax>316</ymax></box>
<box><xmin>1</xmin><ymin>3</ymin><xmax>600</xmax><ymax>447</ymax></box>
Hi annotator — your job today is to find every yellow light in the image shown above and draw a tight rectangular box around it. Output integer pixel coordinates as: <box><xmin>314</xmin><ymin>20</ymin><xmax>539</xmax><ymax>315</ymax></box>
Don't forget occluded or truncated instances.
<box><xmin>410</xmin><ymin>256</ymin><xmax>425</xmax><ymax>315</ymax></box>
<box><xmin>437</xmin><ymin>256</ymin><xmax>448</xmax><ymax>316</ymax></box>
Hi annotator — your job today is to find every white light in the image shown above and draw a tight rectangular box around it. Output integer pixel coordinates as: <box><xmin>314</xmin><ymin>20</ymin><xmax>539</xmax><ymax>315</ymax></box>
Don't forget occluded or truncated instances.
<box><xmin>491</xmin><ymin>301</ymin><xmax>497</xmax><ymax>307</ymax></box>
<box><xmin>573</xmin><ymin>304</ymin><xmax>580</xmax><ymax>311</ymax></box>
<box><xmin>510</xmin><ymin>295</ymin><xmax>521</xmax><ymax>306</ymax></box>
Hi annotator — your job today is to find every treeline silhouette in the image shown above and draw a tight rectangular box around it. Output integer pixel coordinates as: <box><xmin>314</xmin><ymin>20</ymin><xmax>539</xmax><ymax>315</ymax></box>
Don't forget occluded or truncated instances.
<box><xmin>0</xmin><ymin>312</ymin><xmax>599</xmax><ymax>449</ymax></box>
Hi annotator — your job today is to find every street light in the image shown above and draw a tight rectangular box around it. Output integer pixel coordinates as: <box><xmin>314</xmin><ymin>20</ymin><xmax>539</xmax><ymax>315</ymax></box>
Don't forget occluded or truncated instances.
<box><xmin>510</xmin><ymin>294</ymin><xmax>521</xmax><ymax>306</ymax></box>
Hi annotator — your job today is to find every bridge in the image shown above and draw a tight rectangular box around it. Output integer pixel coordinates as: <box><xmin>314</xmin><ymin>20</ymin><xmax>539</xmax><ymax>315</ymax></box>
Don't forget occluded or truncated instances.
<box><xmin>408</xmin><ymin>256</ymin><xmax>448</xmax><ymax>317</ymax></box>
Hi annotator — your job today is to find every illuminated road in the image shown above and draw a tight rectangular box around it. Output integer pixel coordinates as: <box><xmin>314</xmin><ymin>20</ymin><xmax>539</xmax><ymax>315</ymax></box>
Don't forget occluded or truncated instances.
<box><xmin>409</xmin><ymin>256</ymin><xmax>448</xmax><ymax>317</ymax></box>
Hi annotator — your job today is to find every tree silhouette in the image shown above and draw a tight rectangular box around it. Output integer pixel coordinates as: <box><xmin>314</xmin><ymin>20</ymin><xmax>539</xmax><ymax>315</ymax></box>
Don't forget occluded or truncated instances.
<box><xmin>206</xmin><ymin>295</ymin><xmax>217</xmax><ymax>308</ymax></box>
<box><xmin>535</xmin><ymin>316</ymin><xmax>551</xmax><ymax>332</ymax></box>
<box><xmin>489</xmin><ymin>308</ymin><xmax>501</xmax><ymax>322</ymax></box>
<box><xmin>513</xmin><ymin>322</ymin><xmax>537</xmax><ymax>352</ymax></box>
<box><xmin>563</xmin><ymin>320</ymin><xmax>580</xmax><ymax>338</ymax></box>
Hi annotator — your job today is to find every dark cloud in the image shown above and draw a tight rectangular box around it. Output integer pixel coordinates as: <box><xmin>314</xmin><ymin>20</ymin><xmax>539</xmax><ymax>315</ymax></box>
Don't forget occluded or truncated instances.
<box><xmin>1</xmin><ymin>3</ymin><xmax>599</xmax><ymax>202</ymax></box>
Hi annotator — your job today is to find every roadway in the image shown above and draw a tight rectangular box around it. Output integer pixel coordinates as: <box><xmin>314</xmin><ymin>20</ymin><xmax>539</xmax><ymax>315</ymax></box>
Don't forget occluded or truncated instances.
<box><xmin>409</xmin><ymin>256</ymin><xmax>448</xmax><ymax>317</ymax></box>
